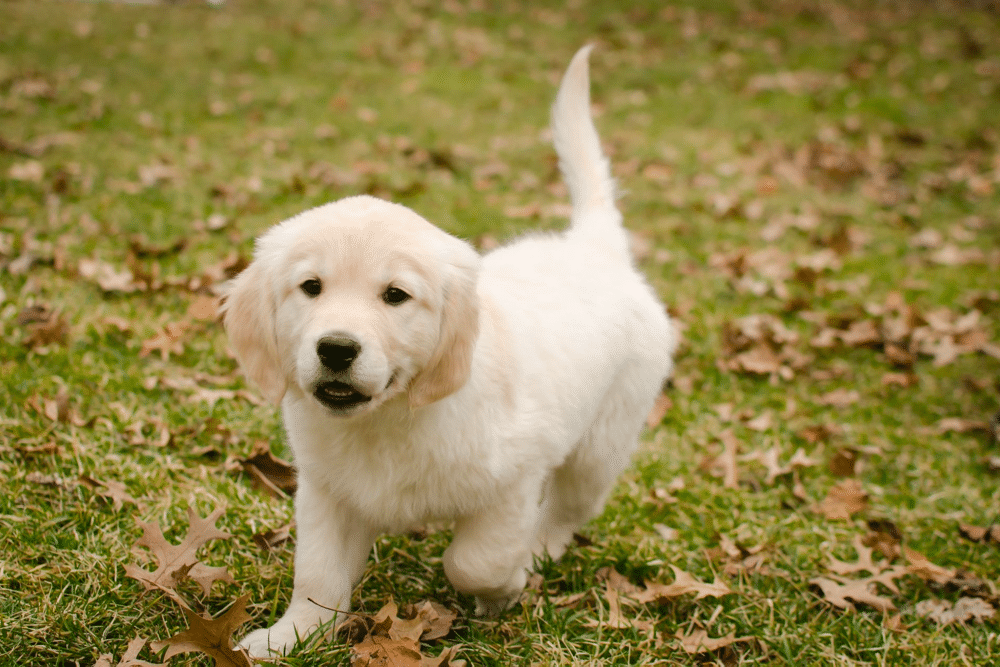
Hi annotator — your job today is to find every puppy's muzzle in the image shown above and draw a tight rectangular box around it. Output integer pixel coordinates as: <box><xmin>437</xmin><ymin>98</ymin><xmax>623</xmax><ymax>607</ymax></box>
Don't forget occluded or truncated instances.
<box><xmin>313</xmin><ymin>335</ymin><xmax>372</xmax><ymax>412</ymax></box>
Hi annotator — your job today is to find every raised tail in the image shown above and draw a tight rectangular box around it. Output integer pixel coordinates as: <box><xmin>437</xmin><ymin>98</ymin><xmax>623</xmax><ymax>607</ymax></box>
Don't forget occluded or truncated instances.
<box><xmin>551</xmin><ymin>45</ymin><xmax>629</xmax><ymax>259</ymax></box>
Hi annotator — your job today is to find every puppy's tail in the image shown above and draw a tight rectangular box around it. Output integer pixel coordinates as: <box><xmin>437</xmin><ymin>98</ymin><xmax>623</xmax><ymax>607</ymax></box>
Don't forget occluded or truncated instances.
<box><xmin>551</xmin><ymin>45</ymin><xmax>629</xmax><ymax>260</ymax></box>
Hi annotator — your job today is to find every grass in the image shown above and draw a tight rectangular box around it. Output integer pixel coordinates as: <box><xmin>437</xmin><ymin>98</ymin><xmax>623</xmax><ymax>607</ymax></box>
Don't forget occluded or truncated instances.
<box><xmin>2</xmin><ymin>0</ymin><xmax>999</xmax><ymax>665</ymax></box>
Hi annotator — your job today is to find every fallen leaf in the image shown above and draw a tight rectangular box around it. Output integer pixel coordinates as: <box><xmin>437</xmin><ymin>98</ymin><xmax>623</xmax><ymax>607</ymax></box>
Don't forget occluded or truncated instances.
<box><xmin>829</xmin><ymin>448</ymin><xmax>858</xmax><ymax>477</ymax></box>
<box><xmin>79</xmin><ymin>475</ymin><xmax>142</xmax><ymax>511</ymax></box>
<box><xmin>742</xmin><ymin>444</ymin><xmax>819</xmax><ymax>485</ymax></box>
<box><xmin>632</xmin><ymin>565</ymin><xmax>734</xmax><ymax>603</ymax></box>
<box><xmin>814</xmin><ymin>479</ymin><xmax>868</xmax><ymax>520</ymax></box>
<box><xmin>352</xmin><ymin>635</ymin><xmax>423</xmax><ymax>667</ymax></box>
<box><xmin>78</xmin><ymin>257</ymin><xmax>142</xmax><ymax>293</ymax></box>
<box><xmin>151</xmin><ymin>595</ymin><xmax>252</xmax><ymax>667</ymax></box>
<box><xmin>252</xmin><ymin>522</ymin><xmax>294</xmax><ymax>551</ymax></box>
<box><xmin>904</xmin><ymin>548</ymin><xmax>956</xmax><ymax>585</ymax></box>
<box><xmin>140</xmin><ymin>322</ymin><xmax>189</xmax><ymax>360</ymax></box>
<box><xmin>405</xmin><ymin>600</ymin><xmax>457</xmax><ymax>642</ymax></box>
<box><xmin>95</xmin><ymin>637</ymin><xmax>165</xmax><ymax>667</ymax></box>
<box><xmin>809</xmin><ymin>573</ymin><xmax>900</xmax><ymax>613</ymax></box>
<box><xmin>674</xmin><ymin>628</ymin><xmax>755</xmax><ymax>655</ymax></box>
<box><xmin>18</xmin><ymin>305</ymin><xmax>69</xmax><ymax>348</ymax></box>
<box><xmin>827</xmin><ymin>535</ymin><xmax>886</xmax><ymax>576</ymax></box>
<box><xmin>915</xmin><ymin>597</ymin><xmax>996</xmax><ymax>625</ymax></box>
<box><xmin>343</xmin><ymin>600</ymin><xmax>461</xmax><ymax>666</ymax></box>
<box><xmin>595</xmin><ymin>567</ymin><xmax>643</xmax><ymax>597</ymax></box>
<box><xmin>125</xmin><ymin>506</ymin><xmax>234</xmax><ymax>598</ymax></box>
<box><xmin>645</xmin><ymin>393</ymin><xmax>672</xmax><ymax>429</ymax></box>
<box><xmin>239</xmin><ymin>441</ymin><xmax>297</xmax><ymax>498</ymax></box>
<box><xmin>937</xmin><ymin>418</ymin><xmax>991</xmax><ymax>435</ymax></box>
<box><xmin>959</xmin><ymin>523</ymin><xmax>1000</xmax><ymax>544</ymax></box>
<box><xmin>584</xmin><ymin>583</ymin><xmax>655</xmax><ymax>633</ymax></box>
<box><xmin>187</xmin><ymin>294</ymin><xmax>222</xmax><ymax>321</ymax></box>
<box><xmin>817</xmin><ymin>388</ymin><xmax>860</xmax><ymax>408</ymax></box>
<box><xmin>718</xmin><ymin>429</ymin><xmax>739</xmax><ymax>489</ymax></box>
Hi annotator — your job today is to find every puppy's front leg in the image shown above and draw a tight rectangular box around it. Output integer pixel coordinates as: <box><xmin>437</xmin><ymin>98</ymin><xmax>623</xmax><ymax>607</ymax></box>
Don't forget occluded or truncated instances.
<box><xmin>443</xmin><ymin>482</ymin><xmax>543</xmax><ymax>616</ymax></box>
<box><xmin>240</xmin><ymin>480</ymin><xmax>377</xmax><ymax>658</ymax></box>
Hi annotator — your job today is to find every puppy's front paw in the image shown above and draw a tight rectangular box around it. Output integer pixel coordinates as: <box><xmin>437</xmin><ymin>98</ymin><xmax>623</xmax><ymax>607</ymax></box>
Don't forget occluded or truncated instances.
<box><xmin>238</xmin><ymin>622</ymin><xmax>302</xmax><ymax>659</ymax></box>
<box><xmin>473</xmin><ymin>591</ymin><xmax>520</xmax><ymax>617</ymax></box>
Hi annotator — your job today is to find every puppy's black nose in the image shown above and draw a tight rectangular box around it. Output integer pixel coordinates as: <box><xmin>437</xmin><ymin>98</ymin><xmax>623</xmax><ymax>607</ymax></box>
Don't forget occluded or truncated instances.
<box><xmin>316</xmin><ymin>335</ymin><xmax>360</xmax><ymax>372</ymax></box>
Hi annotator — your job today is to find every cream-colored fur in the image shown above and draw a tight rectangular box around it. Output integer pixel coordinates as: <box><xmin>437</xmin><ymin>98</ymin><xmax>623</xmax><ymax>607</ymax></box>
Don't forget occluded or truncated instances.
<box><xmin>224</xmin><ymin>46</ymin><xmax>676</xmax><ymax>658</ymax></box>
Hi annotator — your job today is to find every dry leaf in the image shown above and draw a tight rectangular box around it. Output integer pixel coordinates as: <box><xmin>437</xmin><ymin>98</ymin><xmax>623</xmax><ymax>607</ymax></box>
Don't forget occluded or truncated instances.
<box><xmin>817</xmin><ymin>388</ymin><xmax>860</xmax><ymax>408</ymax></box>
<box><xmin>827</xmin><ymin>535</ymin><xmax>886</xmax><ymax>576</ymax></box>
<box><xmin>187</xmin><ymin>294</ymin><xmax>222</xmax><ymax>321</ymax></box>
<box><xmin>809</xmin><ymin>574</ymin><xmax>900</xmax><ymax>613</ymax></box>
<box><xmin>742</xmin><ymin>445</ymin><xmax>818</xmax><ymax>485</ymax></box>
<box><xmin>79</xmin><ymin>475</ymin><xmax>142</xmax><ymax>511</ymax></box>
<box><xmin>78</xmin><ymin>258</ymin><xmax>142</xmax><ymax>293</ymax></box>
<box><xmin>252</xmin><ymin>522</ymin><xmax>294</xmax><ymax>551</ymax></box>
<box><xmin>125</xmin><ymin>506</ymin><xmax>233</xmax><ymax>598</ymax></box>
<box><xmin>645</xmin><ymin>393</ymin><xmax>672</xmax><ymax>429</ymax></box>
<box><xmin>829</xmin><ymin>448</ymin><xmax>858</xmax><ymax>477</ymax></box>
<box><xmin>916</xmin><ymin>597</ymin><xmax>996</xmax><ymax>625</ymax></box>
<box><xmin>584</xmin><ymin>583</ymin><xmax>655</xmax><ymax>633</ymax></box>
<box><xmin>95</xmin><ymin>637</ymin><xmax>165</xmax><ymax>667</ymax></box>
<box><xmin>345</xmin><ymin>600</ymin><xmax>461</xmax><ymax>666</ymax></box>
<box><xmin>140</xmin><ymin>322</ymin><xmax>189</xmax><ymax>360</ymax></box>
<box><xmin>904</xmin><ymin>548</ymin><xmax>956</xmax><ymax>585</ymax></box>
<box><xmin>151</xmin><ymin>595</ymin><xmax>252</xmax><ymax>667</ymax></box>
<box><xmin>674</xmin><ymin>628</ymin><xmax>755</xmax><ymax>655</ymax></box>
<box><xmin>352</xmin><ymin>635</ymin><xmax>423</xmax><ymax>667</ymax></box>
<box><xmin>959</xmin><ymin>523</ymin><xmax>1000</xmax><ymax>544</ymax></box>
<box><xmin>405</xmin><ymin>600</ymin><xmax>457</xmax><ymax>642</ymax></box>
<box><xmin>18</xmin><ymin>305</ymin><xmax>69</xmax><ymax>348</ymax></box>
<box><xmin>595</xmin><ymin>567</ymin><xmax>643</xmax><ymax>597</ymax></box>
<box><xmin>239</xmin><ymin>441</ymin><xmax>297</xmax><ymax>498</ymax></box>
<box><xmin>718</xmin><ymin>429</ymin><xmax>740</xmax><ymax>489</ymax></box>
<box><xmin>632</xmin><ymin>565</ymin><xmax>734</xmax><ymax>603</ymax></box>
<box><xmin>814</xmin><ymin>479</ymin><xmax>868</xmax><ymax>520</ymax></box>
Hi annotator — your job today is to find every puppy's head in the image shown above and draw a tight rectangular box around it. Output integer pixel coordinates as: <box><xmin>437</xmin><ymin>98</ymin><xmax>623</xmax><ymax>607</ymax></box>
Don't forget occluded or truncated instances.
<box><xmin>221</xmin><ymin>195</ymin><xmax>480</xmax><ymax>415</ymax></box>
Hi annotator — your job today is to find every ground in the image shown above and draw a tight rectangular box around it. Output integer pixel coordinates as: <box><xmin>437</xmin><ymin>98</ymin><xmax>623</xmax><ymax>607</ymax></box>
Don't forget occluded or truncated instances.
<box><xmin>1</xmin><ymin>1</ymin><xmax>999</xmax><ymax>665</ymax></box>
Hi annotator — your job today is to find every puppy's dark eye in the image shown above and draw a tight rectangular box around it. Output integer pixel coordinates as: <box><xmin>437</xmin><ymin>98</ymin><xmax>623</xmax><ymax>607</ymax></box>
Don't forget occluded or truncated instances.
<box><xmin>300</xmin><ymin>279</ymin><xmax>322</xmax><ymax>297</ymax></box>
<box><xmin>382</xmin><ymin>286</ymin><xmax>410</xmax><ymax>305</ymax></box>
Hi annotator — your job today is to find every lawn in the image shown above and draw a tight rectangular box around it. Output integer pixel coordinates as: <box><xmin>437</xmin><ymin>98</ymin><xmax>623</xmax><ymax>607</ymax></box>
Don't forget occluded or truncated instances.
<box><xmin>1</xmin><ymin>0</ymin><xmax>999</xmax><ymax>665</ymax></box>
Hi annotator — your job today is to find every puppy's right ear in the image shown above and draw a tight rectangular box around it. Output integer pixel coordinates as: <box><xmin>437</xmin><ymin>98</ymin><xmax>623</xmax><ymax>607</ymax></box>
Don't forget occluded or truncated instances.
<box><xmin>220</xmin><ymin>261</ymin><xmax>287</xmax><ymax>405</ymax></box>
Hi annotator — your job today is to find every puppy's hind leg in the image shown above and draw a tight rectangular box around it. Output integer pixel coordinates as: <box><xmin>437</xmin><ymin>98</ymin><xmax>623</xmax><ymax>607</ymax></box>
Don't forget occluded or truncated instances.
<box><xmin>443</xmin><ymin>478</ymin><xmax>545</xmax><ymax>616</ymax></box>
<box><xmin>536</xmin><ymin>368</ymin><xmax>658</xmax><ymax>560</ymax></box>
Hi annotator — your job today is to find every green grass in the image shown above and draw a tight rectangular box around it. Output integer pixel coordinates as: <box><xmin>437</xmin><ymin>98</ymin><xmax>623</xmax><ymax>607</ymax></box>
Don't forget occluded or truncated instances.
<box><xmin>2</xmin><ymin>0</ymin><xmax>999</xmax><ymax>665</ymax></box>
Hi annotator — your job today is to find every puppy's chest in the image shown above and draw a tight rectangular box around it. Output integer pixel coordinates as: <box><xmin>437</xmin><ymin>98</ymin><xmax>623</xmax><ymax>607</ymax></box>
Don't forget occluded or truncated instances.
<box><xmin>296</xmin><ymin>431</ymin><xmax>501</xmax><ymax>530</ymax></box>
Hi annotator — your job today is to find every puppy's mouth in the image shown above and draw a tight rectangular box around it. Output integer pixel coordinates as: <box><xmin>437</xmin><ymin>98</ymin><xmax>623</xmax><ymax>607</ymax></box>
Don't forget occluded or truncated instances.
<box><xmin>313</xmin><ymin>381</ymin><xmax>372</xmax><ymax>411</ymax></box>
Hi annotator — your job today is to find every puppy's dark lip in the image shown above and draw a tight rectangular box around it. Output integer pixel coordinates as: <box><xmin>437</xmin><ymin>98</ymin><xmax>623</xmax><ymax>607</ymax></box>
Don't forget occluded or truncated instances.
<box><xmin>314</xmin><ymin>380</ymin><xmax>372</xmax><ymax>410</ymax></box>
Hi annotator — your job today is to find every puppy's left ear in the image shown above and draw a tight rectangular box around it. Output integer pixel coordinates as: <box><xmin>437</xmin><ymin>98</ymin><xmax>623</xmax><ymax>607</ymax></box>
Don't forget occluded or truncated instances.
<box><xmin>219</xmin><ymin>261</ymin><xmax>288</xmax><ymax>405</ymax></box>
<box><xmin>409</xmin><ymin>244</ymin><xmax>480</xmax><ymax>409</ymax></box>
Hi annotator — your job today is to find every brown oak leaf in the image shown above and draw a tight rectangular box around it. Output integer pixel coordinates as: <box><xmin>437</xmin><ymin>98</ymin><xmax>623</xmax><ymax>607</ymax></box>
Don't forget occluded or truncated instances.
<box><xmin>125</xmin><ymin>506</ymin><xmax>233</xmax><ymax>598</ymax></box>
<box><xmin>632</xmin><ymin>565</ymin><xmax>734</xmax><ymax>604</ymax></box>
<box><xmin>151</xmin><ymin>595</ymin><xmax>252</xmax><ymax>667</ymax></box>
<box><xmin>809</xmin><ymin>572</ymin><xmax>902</xmax><ymax>613</ymax></box>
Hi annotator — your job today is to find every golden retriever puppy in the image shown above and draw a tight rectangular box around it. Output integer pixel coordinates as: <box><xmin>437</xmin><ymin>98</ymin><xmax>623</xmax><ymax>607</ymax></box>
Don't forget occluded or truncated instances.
<box><xmin>224</xmin><ymin>45</ymin><xmax>676</xmax><ymax>657</ymax></box>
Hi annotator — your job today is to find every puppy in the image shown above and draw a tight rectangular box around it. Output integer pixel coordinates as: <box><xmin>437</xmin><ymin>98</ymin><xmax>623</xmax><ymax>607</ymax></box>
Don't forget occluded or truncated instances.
<box><xmin>223</xmin><ymin>45</ymin><xmax>676</xmax><ymax>657</ymax></box>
